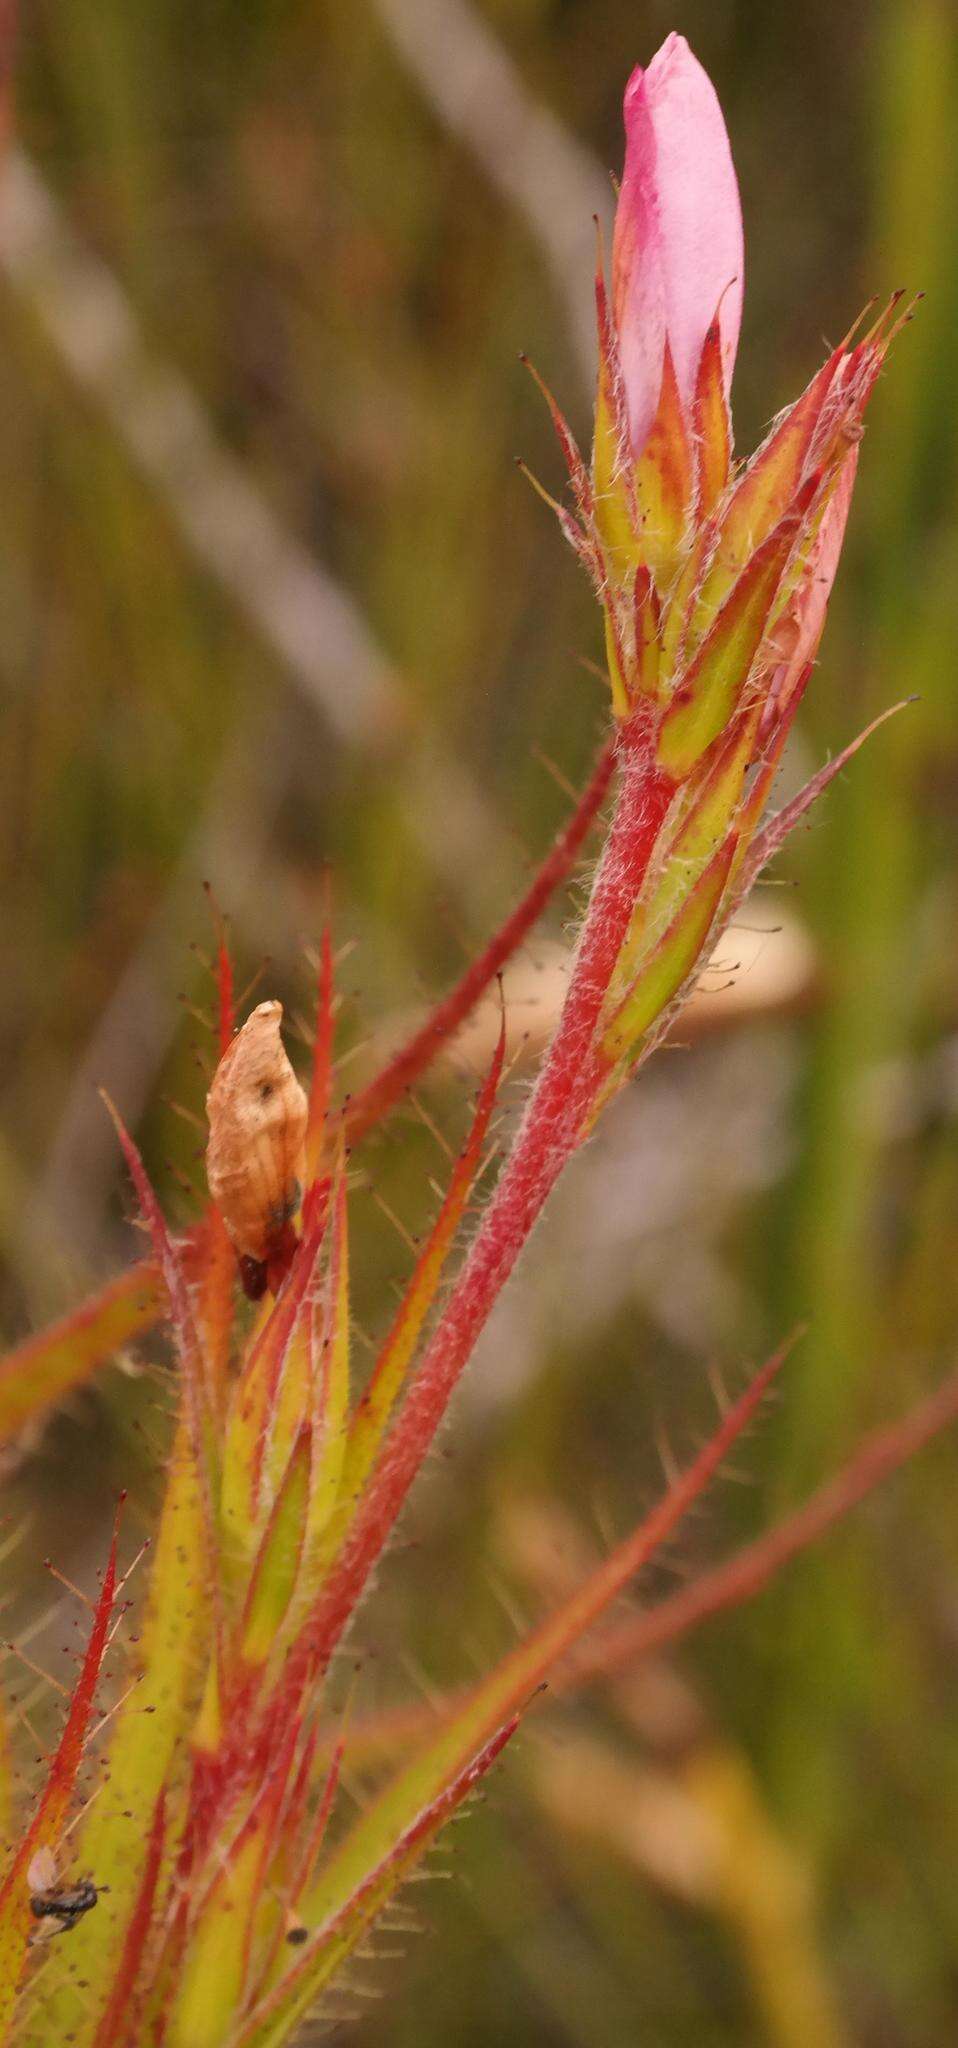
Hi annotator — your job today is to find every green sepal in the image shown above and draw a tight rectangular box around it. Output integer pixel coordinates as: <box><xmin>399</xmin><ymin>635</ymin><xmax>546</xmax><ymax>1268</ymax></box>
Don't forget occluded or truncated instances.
<box><xmin>601</xmin><ymin>839</ymin><xmax>736</xmax><ymax>1066</ymax></box>
<box><xmin>656</xmin><ymin>493</ymin><xmax>810</xmax><ymax>778</ymax></box>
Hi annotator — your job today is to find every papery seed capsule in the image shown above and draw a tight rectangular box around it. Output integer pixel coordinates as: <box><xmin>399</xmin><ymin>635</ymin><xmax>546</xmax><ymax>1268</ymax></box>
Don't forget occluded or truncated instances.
<box><xmin>206</xmin><ymin>1001</ymin><xmax>308</xmax><ymax>1275</ymax></box>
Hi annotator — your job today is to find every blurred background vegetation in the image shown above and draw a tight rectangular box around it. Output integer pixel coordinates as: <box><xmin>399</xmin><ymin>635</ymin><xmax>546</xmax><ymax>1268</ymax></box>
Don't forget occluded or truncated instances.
<box><xmin>2</xmin><ymin>0</ymin><xmax>958</xmax><ymax>2041</ymax></box>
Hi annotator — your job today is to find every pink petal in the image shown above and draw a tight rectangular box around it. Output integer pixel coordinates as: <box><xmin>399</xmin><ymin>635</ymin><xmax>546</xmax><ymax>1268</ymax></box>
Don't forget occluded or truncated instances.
<box><xmin>613</xmin><ymin>35</ymin><xmax>744</xmax><ymax>458</ymax></box>
<box><xmin>612</xmin><ymin>77</ymin><xmax>666</xmax><ymax>459</ymax></box>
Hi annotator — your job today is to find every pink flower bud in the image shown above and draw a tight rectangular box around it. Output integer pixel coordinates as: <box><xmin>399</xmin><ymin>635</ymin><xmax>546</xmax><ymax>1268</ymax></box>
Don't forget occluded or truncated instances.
<box><xmin>613</xmin><ymin>34</ymin><xmax>744</xmax><ymax>460</ymax></box>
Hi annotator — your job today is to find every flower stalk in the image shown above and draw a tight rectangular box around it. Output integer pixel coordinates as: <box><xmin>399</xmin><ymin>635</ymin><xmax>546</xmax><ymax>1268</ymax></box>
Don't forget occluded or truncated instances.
<box><xmin>0</xmin><ymin>35</ymin><xmax>918</xmax><ymax>2048</ymax></box>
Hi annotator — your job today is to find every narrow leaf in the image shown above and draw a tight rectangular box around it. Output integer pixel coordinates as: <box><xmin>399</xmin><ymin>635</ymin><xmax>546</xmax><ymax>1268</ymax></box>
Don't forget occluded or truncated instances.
<box><xmin>244</xmin><ymin>1735</ymin><xmax>344</xmax><ymax>2006</ymax></box>
<box><xmin>241</xmin><ymin>1429</ymin><xmax>312</xmax><ymax>1668</ymax></box>
<box><xmin>105</xmin><ymin>1104</ymin><xmax>222</xmax><ymax>1614</ymax></box>
<box><xmin>194</xmin><ymin>1206</ymin><xmax>236</xmax><ymax>1416</ymax></box>
<box><xmin>0</xmin><ymin>1518</ymin><xmax>119</xmax><ymax>2032</ymax></box>
<box><xmin>305</xmin><ymin>927</ymin><xmax>335</xmax><ymax>1181</ymax></box>
<box><xmin>38</xmin><ymin>1417</ymin><xmax>209</xmax><ymax>2045</ymax></box>
<box><xmin>89</xmin><ymin>1790</ymin><xmax>167</xmax><ymax>2048</ymax></box>
<box><xmin>230</xmin><ymin>1717</ymin><xmax>521</xmax><ymax>2048</ymax></box>
<box><xmin>0</xmin><ymin>1261</ymin><xmax>163</xmax><ymax>1443</ymax></box>
<box><xmin>739</xmin><ymin>701</ymin><xmax>913</xmax><ymax>893</ymax></box>
<box><xmin>297</xmin><ymin>1166</ymin><xmax>351</xmax><ymax>1595</ymax></box>
<box><xmin>583</xmin><ymin>1346</ymin><xmax>958</xmax><ymax>1690</ymax></box>
<box><xmin>169</xmin><ymin>1719</ymin><xmax>302</xmax><ymax>2048</ymax></box>
<box><xmin>214</xmin><ymin>919</ymin><xmax>236</xmax><ymax>1058</ymax></box>
<box><xmin>342</xmin><ymin>739</ymin><xmax>614</xmax><ymax>1145</ymax></box>
<box><xmin>262</xmin><ymin>1342</ymin><xmax>789</xmax><ymax>2043</ymax></box>
<box><xmin>220</xmin><ymin>1216</ymin><xmax>327</xmax><ymax>1554</ymax></box>
<box><xmin>521</xmin><ymin>352</ymin><xmax>595</xmax><ymax>529</ymax></box>
<box><xmin>332</xmin><ymin>1031</ymin><xmax>504</xmax><ymax>1549</ymax></box>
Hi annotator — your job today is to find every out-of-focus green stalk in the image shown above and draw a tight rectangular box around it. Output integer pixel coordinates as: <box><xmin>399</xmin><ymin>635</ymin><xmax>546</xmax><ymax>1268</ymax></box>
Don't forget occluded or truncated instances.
<box><xmin>772</xmin><ymin>0</ymin><xmax>958</xmax><ymax>1847</ymax></box>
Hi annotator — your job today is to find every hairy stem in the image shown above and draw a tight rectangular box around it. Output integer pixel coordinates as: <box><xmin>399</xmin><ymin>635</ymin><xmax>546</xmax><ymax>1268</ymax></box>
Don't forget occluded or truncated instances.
<box><xmin>303</xmin><ymin>719</ymin><xmax>673</xmax><ymax>1674</ymax></box>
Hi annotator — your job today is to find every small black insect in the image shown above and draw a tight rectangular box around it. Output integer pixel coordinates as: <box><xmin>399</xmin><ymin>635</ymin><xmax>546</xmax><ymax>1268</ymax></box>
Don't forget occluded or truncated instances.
<box><xmin>27</xmin><ymin>1849</ymin><xmax>102</xmax><ymax>1940</ymax></box>
<box><xmin>31</xmin><ymin>1878</ymin><xmax>99</xmax><ymax>1926</ymax></box>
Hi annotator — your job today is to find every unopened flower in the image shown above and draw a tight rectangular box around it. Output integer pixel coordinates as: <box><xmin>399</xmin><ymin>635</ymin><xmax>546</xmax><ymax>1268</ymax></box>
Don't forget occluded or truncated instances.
<box><xmin>526</xmin><ymin>34</ymin><xmax>908</xmax><ymax>1082</ymax></box>
<box><xmin>612</xmin><ymin>34</ymin><xmax>743</xmax><ymax>469</ymax></box>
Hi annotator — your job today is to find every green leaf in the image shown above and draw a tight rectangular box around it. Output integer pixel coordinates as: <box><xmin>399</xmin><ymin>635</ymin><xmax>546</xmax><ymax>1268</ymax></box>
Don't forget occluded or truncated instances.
<box><xmin>241</xmin><ymin>1431</ymin><xmax>312</xmax><ymax>1667</ymax></box>
<box><xmin>0</xmin><ymin>1261</ymin><xmax>162</xmax><ymax>1443</ymax></box>
<box><xmin>169</xmin><ymin>1721</ymin><xmax>302</xmax><ymax>2048</ymax></box>
<box><xmin>0</xmin><ymin>1525</ymin><xmax>119</xmax><ymax>2037</ymax></box>
<box><xmin>330</xmin><ymin>1035</ymin><xmax>503</xmax><ymax>1559</ymax></box>
<box><xmin>228</xmin><ymin>1717</ymin><xmax>521</xmax><ymax>2048</ymax></box>
<box><xmin>228</xmin><ymin>1345</ymin><xmax>787</xmax><ymax>2048</ymax></box>
<box><xmin>37</xmin><ymin>1418</ymin><xmax>209</xmax><ymax>2046</ymax></box>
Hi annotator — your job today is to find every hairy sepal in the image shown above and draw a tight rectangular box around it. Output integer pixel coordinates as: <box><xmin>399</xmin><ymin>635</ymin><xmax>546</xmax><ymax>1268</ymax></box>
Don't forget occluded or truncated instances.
<box><xmin>693</xmin><ymin>318</ymin><xmax>732</xmax><ymax>516</ymax></box>
<box><xmin>601</xmin><ymin>835</ymin><xmax>736</xmax><ymax>1066</ymax></box>
<box><xmin>613</xmin><ymin>706</ymin><xmax>758</xmax><ymax>994</ymax></box>
<box><xmin>634</xmin><ymin>342</ymin><xmax>694</xmax><ymax>583</ymax></box>
<box><xmin>657</xmin><ymin>479</ymin><xmax>819</xmax><ymax>777</ymax></box>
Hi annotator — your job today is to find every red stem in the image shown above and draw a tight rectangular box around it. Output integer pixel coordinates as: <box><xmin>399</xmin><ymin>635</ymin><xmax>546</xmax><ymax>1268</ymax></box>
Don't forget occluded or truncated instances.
<box><xmin>342</xmin><ymin>736</ymin><xmax>615</xmax><ymax>1145</ymax></box>
<box><xmin>300</xmin><ymin>722</ymin><xmax>673</xmax><ymax>1677</ymax></box>
<box><xmin>577</xmin><ymin>1351</ymin><xmax>958</xmax><ymax>1686</ymax></box>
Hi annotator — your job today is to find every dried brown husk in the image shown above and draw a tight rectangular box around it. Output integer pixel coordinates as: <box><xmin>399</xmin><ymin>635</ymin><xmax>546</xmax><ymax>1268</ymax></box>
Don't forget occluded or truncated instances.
<box><xmin>206</xmin><ymin>1001</ymin><xmax>308</xmax><ymax>1262</ymax></box>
